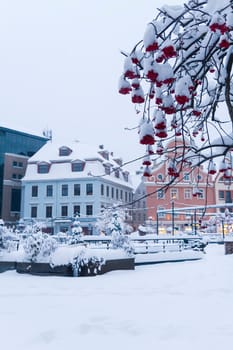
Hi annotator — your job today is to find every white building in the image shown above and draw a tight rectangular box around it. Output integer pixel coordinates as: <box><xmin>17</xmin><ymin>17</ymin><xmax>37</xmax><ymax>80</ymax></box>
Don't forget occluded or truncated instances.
<box><xmin>20</xmin><ymin>142</ymin><xmax>134</xmax><ymax>234</ymax></box>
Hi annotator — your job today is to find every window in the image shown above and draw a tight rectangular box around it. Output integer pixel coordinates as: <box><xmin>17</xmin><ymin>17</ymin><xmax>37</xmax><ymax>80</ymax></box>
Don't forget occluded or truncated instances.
<box><xmin>46</xmin><ymin>206</ymin><xmax>53</xmax><ymax>218</ymax></box>
<box><xmin>123</xmin><ymin>172</ymin><xmax>129</xmax><ymax>182</ymax></box>
<box><xmin>86</xmin><ymin>205</ymin><xmax>93</xmax><ymax>216</ymax></box>
<box><xmin>125</xmin><ymin>191</ymin><xmax>128</xmax><ymax>202</ymax></box>
<box><xmin>157</xmin><ymin>174</ymin><xmax>163</xmax><ymax>181</ymax></box>
<box><xmin>183</xmin><ymin>173</ymin><xmax>190</xmax><ymax>181</ymax></box>
<box><xmin>86</xmin><ymin>183</ymin><xmax>93</xmax><ymax>195</ymax></box>
<box><xmin>197</xmin><ymin>174</ymin><xmax>202</xmax><ymax>181</ymax></box>
<box><xmin>73</xmin><ymin>205</ymin><xmax>80</xmax><ymax>216</ymax></box>
<box><xmin>61</xmin><ymin>205</ymin><xmax>68</xmax><ymax>217</ymax></box>
<box><xmin>115</xmin><ymin>169</ymin><xmax>120</xmax><ymax>178</ymax></box>
<box><xmin>116</xmin><ymin>189</ymin><xmax>119</xmax><ymax>200</ymax></box>
<box><xmin>62</xmin><ymin>184</ymin><xmax>68</xmax><ymax>196</ymax></box>
<box><xmin>101</xmin><ymin>184</ymin><xmax>104</xmax><ymax>196</ymax></box>
<box><xmin>120</xmin><ymin>190</ymin><xmax>123</xmax><ymax>200</ymax></box>
<box><xmin>46</xmin><ymin>185</ymin><xmax>53</xmax><ymax>197</ymax></box>
<box><xmin>184</xmin><ymin>189</ymin><xmax>191</xmax><ymax>199</ymax></box>
<box><xmin>59</xmin><ymin>146</ymin><xmax>72</xmax><ymax>156</ymax></box>
<box><xmin>12</xmin><ymin>161</ymin><xmax>23</xmax><ymax>168</ymax></box>
<box><xmin>31</xmin><ymin>185</ymin><xmax>38</xmax><ymax>197</ymax></box>
<box><xmin>104</xmin><ymin>165</ymin><xmax>111</xmax><ymax>175</ymax></box>
<box><xmin>226</xmin><ymin>190</ymin><xmax>232</xmax><ymax>203</ymax></box>
<box><xmin>38</xmin><ymin>163</ymin><xmax>50</xmax><ymax>174</ymax></box>
<box><xmin>157</xmin><ymin>189</ymin><xmax>164</xmax><ymax>199</ymax></box>
<box><xmin>12</xmin><ymin>173</ymin><xmax>22</xmax><ymax>180</ymax></box>
<box><xmin>198</xmin><ymin>189</ymin><xmax>204</xmax><ymax>199</ymax></box>
<box><xmin>158</xmin><ymin>206</ymin><xmax>165</xmax><ymax>218</ymax></box>
<box><xmin>111</xmin><ymin>187</ymin><xmax>114</xmax><ymax>199</ymax></box>
<box><xmin>72</xmin><ymin>162</ymin><xmax>84</xmax><ymax>172</ymax></box>
<box><xmin>74</xmin><ymin>184</ymin><xmax>81</xmax><ymax>196</ymax></box>
<box><xmin>11</xmin><ymin>188</ymin><xmax>21</xmax><ymax>211</ymax></box>
<box><xmin>106</xmin><ymin>186</ymin><xmax>109</xmax><ymax>197</ymax></box>
<box><xmin>31</xmin><ymin>206</ymin><xmax>37</xmax><ymax>218</ymax></box>
<box><xmin>218</xmin><ymin>190</ymin><xmax>224</xmax><ymax>200</ymax></box>
<box><xmin>170</xmin><ymin>189</ymin><xmax>178</xmax><ymax>199</ymax></box>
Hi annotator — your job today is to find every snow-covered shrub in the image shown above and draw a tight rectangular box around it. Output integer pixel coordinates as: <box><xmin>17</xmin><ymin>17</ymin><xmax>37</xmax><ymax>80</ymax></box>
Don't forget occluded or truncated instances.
<box><xmin>0</xmin><ymin>222</ymin><xmax>18</xmax><ymax>252</ymax></box>
<box><xmin>109</xmin><ymin>213</ymin><xmax>134</xmax><ymax>256</ymax></box>
<box><xmin>111</xmin><ymin>231</ymin><xmax>134</xmax><ymax>256</ymax></box>
<box><xmin>23</xmin><ymin>232</ymin><xmax>58</xmax><ymax>262</ymax></box>
<box><xmin>95</xmin><ymin>205</ymin><xmax>133</xmax><ymax>236</ymax></box>
<box><xmin>69</xmin><ymin>218</ymin><xmax>83</xmax><ymax>245</ymax></box>
<box><xmin>72</xmin><ymin>249</ymin><xmax>105</xmax><ymax>276</ymax></box>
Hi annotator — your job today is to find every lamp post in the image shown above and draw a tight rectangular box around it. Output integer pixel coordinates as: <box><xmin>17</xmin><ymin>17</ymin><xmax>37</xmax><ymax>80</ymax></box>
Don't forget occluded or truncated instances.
<box><xmin>156</xmin><ymin>212</ymin><xmax>159</xmax><ymax>236</ymax></box>
<box><xmin>171</xmin><ymin>195</ymin><xmax>176</xmax><ymax>236</ymax></box>
<box><xmin>221</xmin><ymin>217</ymin><xmax>225</xmax><ymax>240</ymax></box>
<box><xmin>194</xmin><ymin>209</ymin><xmax>197</xmax><ymax>235</ymax></box>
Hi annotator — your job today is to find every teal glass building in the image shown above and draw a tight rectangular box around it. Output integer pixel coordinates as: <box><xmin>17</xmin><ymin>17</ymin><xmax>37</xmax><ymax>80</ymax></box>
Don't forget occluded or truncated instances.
<box><xmin>0</xmin><ymin>126</ymin><xmax>48</xmax><ymax>222</ymax></box>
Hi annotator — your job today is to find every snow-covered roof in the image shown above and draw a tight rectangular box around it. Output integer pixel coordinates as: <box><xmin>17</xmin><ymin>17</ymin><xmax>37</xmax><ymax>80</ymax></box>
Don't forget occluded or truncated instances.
<box><xmin>28</xmin><ymin>141</ymin><xmax>104</xmax><ymax>163</ymax></box>
<box><xmin>23</xmin><ymin>141</ymin><xmax>134</xmax><ymax>187</ymax></box>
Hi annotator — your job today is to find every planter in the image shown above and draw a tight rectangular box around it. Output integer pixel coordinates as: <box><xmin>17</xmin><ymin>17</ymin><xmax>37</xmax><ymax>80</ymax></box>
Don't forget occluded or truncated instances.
<box><xmin>100</xmin><ymin>258</ymin><xmax>135</xmax><ymax>274</ymax></box>
<box><xmin>78</xmin><ymin>257</ymin><xmax>135</xmax><ymax>276</ymax></box>
<box><xmin>224</xmin><ymin>240</ymin><xmax>233</xmax><ymax>255</ymax></box>
<box><xmin>0</xmin><ymin>261</ymin><xmax>16</xmax><ymax>273</ymax></box>
<box><xmin>15</xmin><ymin>258</ymin><xmax>135</xmax><ymax>277</ymax></box>
<box><xmin>16</xmin><ymin>262</ymin><xmax>73</xmax><ymax>276</ymax></box>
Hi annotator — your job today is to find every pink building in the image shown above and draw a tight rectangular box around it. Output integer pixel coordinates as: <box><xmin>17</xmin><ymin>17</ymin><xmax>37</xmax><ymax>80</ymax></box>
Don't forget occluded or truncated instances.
<box><xmin>133</xmin><ymin>140</ymin><xmax>216</xmax><ymax>233</ymax></box>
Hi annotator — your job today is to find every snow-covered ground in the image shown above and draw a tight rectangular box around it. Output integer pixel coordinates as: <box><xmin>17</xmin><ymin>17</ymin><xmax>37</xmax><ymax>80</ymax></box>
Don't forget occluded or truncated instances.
<box><xmin>1</xmin><ymin>244</ymin><xmax>232</xmax><ymax>350</ymax></box>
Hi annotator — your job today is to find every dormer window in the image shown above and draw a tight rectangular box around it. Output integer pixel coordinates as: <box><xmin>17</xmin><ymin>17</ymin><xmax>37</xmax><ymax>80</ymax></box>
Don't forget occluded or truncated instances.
<box><xmin>123</xmin><ymin>171</ymin><xmax>129</xmax><ymax>182</ymax></box>
<box><xmin>72</xmin><ymin>161</ymin><xmax>85</xmax><ymax>172</ymax></box>
<box><xmin>38</xmin><ymin>162</ymin><xmax>50</xmax><ymax>174</ymax></box>
<box><xmin>104</xmin><ymin>164</ymin><xmax>111</xmax><ymax>175</ymax></box>
<box><xmin>59</xmin><ymin>146</ymin><xmax>72</xmax><ymax>156</ymax></box>
<box><xmin>114</xmin><ymin>169</ymin><xmax>120</xmax><ymax>178</ymax></box>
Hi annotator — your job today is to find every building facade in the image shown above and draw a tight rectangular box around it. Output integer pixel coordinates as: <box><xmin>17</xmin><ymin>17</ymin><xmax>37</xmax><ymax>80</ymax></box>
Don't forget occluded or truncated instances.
<box><xmin>144</xmin><ymin>160</ymin><xmax>216</xmax><ymax>233</ymax></box>
<box><xmin>20</xmin><ymin>142</ymin><xmax>134</xmax><ymax>234</ymax></box>
<box><xmin>132</xmin><ymin>139</ymin><xmax>217</xmax><ymax>233</ymax></box>
<box><xmin>0</xmin><ymin>126</ymin><xmax>48</xmax><ymax>224</ymax></box>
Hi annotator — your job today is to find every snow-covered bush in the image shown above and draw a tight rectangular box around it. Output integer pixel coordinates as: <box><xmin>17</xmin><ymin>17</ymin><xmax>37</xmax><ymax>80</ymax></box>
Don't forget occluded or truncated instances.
<box><xmin>96</xmin><ymin>206</ymin><xmax>133</xmax><ymax>236</ymax></box>
<box><xmin>0</xmin><ymin>221</ymin><xmax>18</xmax><ymax>252</ymax></box>
<box><xmin>72</xmin><ymin>249</ymin><xmax>105</xmax><ymax>276</ymax></box>
<box><xmin>69</xmin><ymin>217</ymin><xmax>83</xmax><ymax>245</ymax></box>
<box><xmin>23</xmin><ymin>232</ymin><xmax>58</xmax><ymax>262</ymax></box>
<box><xmin>109</xmin><ymin>213</ymin><xmax>134</xmax><ymax>256</ymax></box>
<box><xmin>111</xmin><ymin>231</ymin><xmax>134</xmax><ymax>256</ymax></box>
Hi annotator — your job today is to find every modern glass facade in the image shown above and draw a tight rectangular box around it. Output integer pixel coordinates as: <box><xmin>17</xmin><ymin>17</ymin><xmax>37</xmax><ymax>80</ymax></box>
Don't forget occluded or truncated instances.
<box><xmin>0</xmin><ymin>126</ymin><xmax>48</xmax><ymax>220</ymax></box>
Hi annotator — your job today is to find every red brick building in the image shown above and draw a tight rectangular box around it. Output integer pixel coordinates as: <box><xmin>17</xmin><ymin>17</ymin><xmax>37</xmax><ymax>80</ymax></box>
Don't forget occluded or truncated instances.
<box><xmin>133</xmin><ymin>140</ymin><xmax>216</xmax><ymax>233</ymax></box>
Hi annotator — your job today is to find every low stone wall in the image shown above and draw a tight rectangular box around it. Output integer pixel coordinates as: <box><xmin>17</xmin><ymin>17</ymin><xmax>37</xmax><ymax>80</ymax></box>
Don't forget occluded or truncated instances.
<box><xmin>224</xmin><ymin>240</ymin><xmax>233</xmax><ymax>255</ymax></box>
<box><xmin>16</xmin><ymin>262</ymin><xmax>73</xmax><ymax>276</ymax></box>
<box><xmin>0</xmin><ymin>258</ymin><xmax>135</xmax><ymax>277</ymax></box>
<box><xmin>0</xmin><ymin>261</ymin><xmax>16</xmax><ymax>273</ymax></box>
<box><xmin>100</xmin><ymin>258</ymin><xmax>135</xmax><ymax>274</ymax></box>
<box><xmin>78</xmin><ymin>258</ymin><xmax>135</xmax><ymax>277</ymax></box>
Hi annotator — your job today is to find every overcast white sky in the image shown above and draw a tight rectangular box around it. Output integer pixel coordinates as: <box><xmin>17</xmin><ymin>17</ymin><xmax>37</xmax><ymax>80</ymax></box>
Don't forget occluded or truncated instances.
<box><xmin>0</xmin><ymin>0</ymin><xmax>180</xmax><ymax>171</ymax></box>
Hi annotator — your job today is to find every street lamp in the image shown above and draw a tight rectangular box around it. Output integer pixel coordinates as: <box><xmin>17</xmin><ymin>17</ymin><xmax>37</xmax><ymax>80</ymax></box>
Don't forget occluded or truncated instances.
<box><xmin>194</xmin><ymin>209</ymin><xmax>197</xmax><ymax>235</ymax></box>
<box><xmin>156</xmin><ymin>212</ymin><xmax>159</xmax><ymax>236</ymax></box>
<box><xmin>172</xmin><ymin>200</ymin><xmax>175</xmax><ymax>236</ymax></box>
<box><xmin>171</xmin><ymin>194</ymin><xmax>176</xmax><ymax>236</ymax></box>
<box><xmin>221</xmin><ymin>217</ymin><xmax>225</xmax><ymax>240</ymax></box>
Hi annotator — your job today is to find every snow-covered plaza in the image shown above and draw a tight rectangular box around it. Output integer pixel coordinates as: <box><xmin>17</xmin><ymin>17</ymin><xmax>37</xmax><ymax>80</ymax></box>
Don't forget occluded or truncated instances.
<box><xmin>0</xmin><ymin>244</ymin><xmax>232</xmax><ymax>350</ymax></box>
